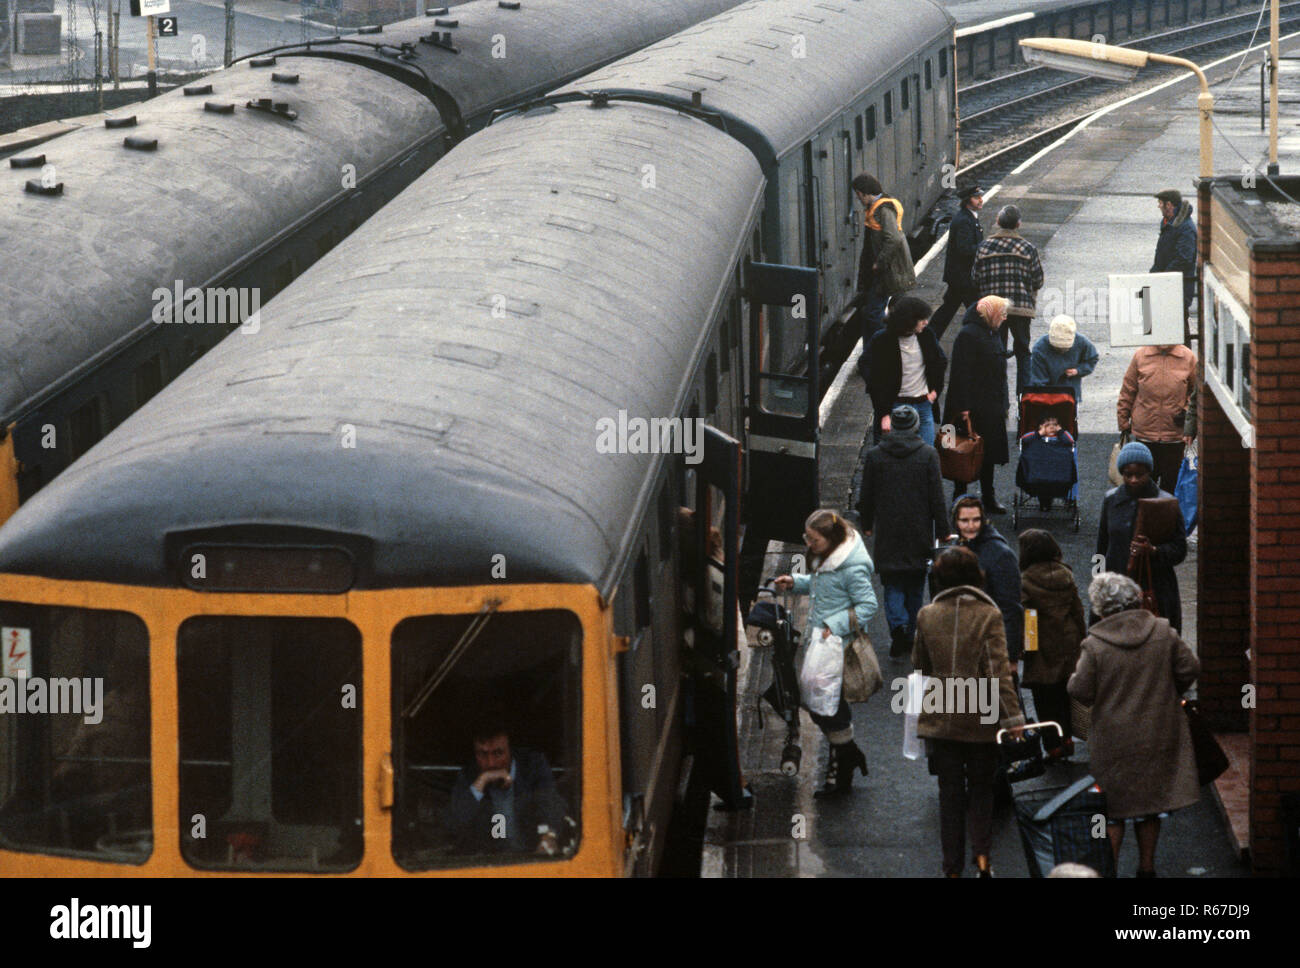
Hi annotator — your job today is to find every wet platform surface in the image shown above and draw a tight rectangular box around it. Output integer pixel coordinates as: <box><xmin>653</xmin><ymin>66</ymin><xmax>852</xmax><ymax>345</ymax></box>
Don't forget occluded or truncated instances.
<box><xmin>703</xmin><ymin>32</ymin><xmax>1300</xmax><ymax>879</ymax></box>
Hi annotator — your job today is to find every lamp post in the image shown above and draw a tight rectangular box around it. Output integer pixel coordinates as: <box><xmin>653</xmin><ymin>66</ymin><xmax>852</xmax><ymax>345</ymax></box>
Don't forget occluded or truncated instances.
<box><xmin>1019</xmin><ymin>37</ymin><xmax>1214</xmax><ymax>178</ymax></box>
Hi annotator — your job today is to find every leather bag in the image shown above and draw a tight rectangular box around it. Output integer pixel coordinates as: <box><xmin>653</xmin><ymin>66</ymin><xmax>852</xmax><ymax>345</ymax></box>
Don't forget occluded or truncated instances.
<box><xmin>841</xmin><ymin>611</ymin><xmax>883</xmax><ymax>703</ymax></box>
<box><xmin>1183</xmin><ymin>699</ymin><xmax>1229</xmax><ymax>786</ymax></box>
<box><xmin>1129</xmin><ymin>547</ymin><xmax>1161</xmax><ymax>617</ymax></box>
<box><xmin>939</xmin><ymin>413</ymin><xmax>984</xmax><ymax>482</ymax></box>
<box><xmin>1134</xmin><ymin>496</ymin><xmax>1183</xmax><ymax>547</ymax></box>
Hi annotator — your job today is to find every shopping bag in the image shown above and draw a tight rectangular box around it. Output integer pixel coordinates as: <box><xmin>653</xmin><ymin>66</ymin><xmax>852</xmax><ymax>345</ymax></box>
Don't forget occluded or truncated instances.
<box><xmin>1107</xmin><ymin>430</ymin><xmax>1131</xmax><ymax>486</ymax></box>
<box><xmin>841</xmin><ymin>612</ymin><xmax>883</xmax><ymax>703</ymax></box>
<box><xmin>902</xmin><ymin>671</ymin><xmax>925</xmax><ymax>760</ymax></box>
<box><xmin>1175</xmin><ymin>442</ymin><xmax>1198</xmax><ymax>535</ymax></box>
<box><xmin>799</xmin><ymin>626</ymin><xmax>844</xmax><ymax>717</ymax></box>
<box><xmin>939</xmin><ymin>413</ymin><xmax>984</xmax><ymax>482</ymax></box>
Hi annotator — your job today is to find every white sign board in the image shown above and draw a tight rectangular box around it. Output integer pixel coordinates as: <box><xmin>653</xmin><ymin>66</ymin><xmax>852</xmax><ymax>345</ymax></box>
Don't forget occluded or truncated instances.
<box><xmin>131</xmin><ymin>0</ymin><xmax>171</xmax><ymax>16</ymax></box>
<box><xmin>2</xmin><ymin>627</ymin><xmax>31</xmax><ymax>678</ymax></box>
<box><xmin>1107</xmin><ymin>272</ymin><xmax>1186</xmax><ymax>347</ymax></box>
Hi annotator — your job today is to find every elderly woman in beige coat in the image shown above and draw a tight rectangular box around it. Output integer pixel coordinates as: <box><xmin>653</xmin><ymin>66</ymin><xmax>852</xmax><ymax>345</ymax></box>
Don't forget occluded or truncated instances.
<box><xmin>1068</xmin><ymin>572</ymin><xmax>1200</xmax><ymax>877</ymax></box>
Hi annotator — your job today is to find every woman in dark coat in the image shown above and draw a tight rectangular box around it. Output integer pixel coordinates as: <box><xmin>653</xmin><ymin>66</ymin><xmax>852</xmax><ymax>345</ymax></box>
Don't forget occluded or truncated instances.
<box><xmin>1098</xmin><ymin>441</ymin><xmax>1187</xmax><ymax>632</ymax></box>
<box><xmin>1068</xmin><ymin>572</ymin><xmax>1200</xmax><ymax>877</ymax></box>
<box><xmin>951</xmin><ymin>494</ymin><xmax>1023</xmax><ymax>663</ymax></box>
<box><xmin>866</xmin><ymin>295</ymin><xmax>947</xmax><ymax>446</ymax></box>
<box><xmin>943</xmin><ymin>295</ymin><xmax>1011</xmax><ymax>512</ymax></box>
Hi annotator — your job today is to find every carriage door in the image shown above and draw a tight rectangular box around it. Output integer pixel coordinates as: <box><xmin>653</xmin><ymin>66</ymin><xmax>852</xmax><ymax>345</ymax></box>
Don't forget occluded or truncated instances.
<box><xmin>833</xmin><ymin>122</ymin><xmax>855</xmax><ymax>314</ymax></box>
<box><xmin>896</xmin><ymin>72</ymin><xmax>915</xmax><ymax>216</ymax></box>
<box><xmin>744</xmin><ymin>260</ymin><xmax>821</xmax><ymax>542</ymax></box>
<box><xmin>920</xmin><ymin>53</ymin><xmax>941</xmax><ymax>199</ymax></box>
<box><xmin>686</xmin><ymin>425</ymin><xmax>747</xmax><ymax>810</ymax></box>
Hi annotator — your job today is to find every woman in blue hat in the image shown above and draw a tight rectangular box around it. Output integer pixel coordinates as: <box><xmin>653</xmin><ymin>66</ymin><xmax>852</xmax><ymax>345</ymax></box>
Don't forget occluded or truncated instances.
<box><xmin>1097</xmin><ymin>441</ymin><xmax>1188</xmax><ymax>631</ymax></box>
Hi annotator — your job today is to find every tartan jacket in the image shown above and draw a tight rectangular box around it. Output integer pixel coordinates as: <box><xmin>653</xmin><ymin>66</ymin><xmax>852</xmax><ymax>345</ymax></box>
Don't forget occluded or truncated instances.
<box><xmin>971</xmin><ymin>228</ymin><xmax>1044</xmax><ymax>316</ymax></box>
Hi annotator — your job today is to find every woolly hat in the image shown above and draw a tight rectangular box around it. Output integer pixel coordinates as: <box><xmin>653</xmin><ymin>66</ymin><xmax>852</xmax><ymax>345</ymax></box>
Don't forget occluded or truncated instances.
<box><xmin>1048</xmin><ymin>315</ymin><xmax>1077</xmax><ymax>351</ymax></box>
<box><xmin>890</xmin><ymin>404</ymin><xmax>920</xmax><ymax>433</ymax></box>
<box><xmin>1116</xmin><ymin>441</ymin><xmax>1154</xmax><ymax>471</ymax></box>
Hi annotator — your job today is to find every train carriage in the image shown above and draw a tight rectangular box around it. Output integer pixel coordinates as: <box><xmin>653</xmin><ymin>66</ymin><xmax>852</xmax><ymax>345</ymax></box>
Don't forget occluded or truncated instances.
<box><xmin>0</xmin><ymin>0</ymin><xmax>955</xmax><ymax>877</ymax></box>
<box><xmin>0</xmin><ymin>0</ymin><xmax>741</xmax><ymax>518</ymax></box>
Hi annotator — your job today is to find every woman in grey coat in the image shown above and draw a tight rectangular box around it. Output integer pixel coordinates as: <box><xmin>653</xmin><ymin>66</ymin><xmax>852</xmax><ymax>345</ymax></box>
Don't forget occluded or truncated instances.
<box><xmin>1068</xmin><ymin>573</ymin><xmax>1200</xmax><ymax>877</ymax></box>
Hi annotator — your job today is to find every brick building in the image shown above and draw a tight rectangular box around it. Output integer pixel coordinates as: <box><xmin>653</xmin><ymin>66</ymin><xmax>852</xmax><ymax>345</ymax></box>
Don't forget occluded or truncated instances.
<box><xmin>1197</xmin><ymin>174</ymin><xmax>1300</xmax><ymax>875</ymax></box>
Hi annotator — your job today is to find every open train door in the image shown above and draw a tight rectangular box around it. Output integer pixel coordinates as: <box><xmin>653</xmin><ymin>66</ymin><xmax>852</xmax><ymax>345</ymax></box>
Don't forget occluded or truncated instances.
<box><xmin>744</xmin><ymin>260</ymin><xmax>821</xmax><ymax>543</ymax></box>
<box><xmin>685</xmin><ymin>424</ymin><xmax>749</xmax><ymax>811</ymax></box>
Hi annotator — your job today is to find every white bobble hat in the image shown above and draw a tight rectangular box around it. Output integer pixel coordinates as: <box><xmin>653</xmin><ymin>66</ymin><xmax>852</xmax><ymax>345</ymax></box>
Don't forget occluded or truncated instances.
<box><xmin>1048</xmin><ymin>315</ymin><xmax>1077</xmax><ymax>351</ymax></box>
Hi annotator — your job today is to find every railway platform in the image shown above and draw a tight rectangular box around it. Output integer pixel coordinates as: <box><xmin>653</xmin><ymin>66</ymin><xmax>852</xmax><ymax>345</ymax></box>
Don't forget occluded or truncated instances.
<box><xmin>702</xmin><ymin>30</ymin><xmax>1300</xmax><ymax>880</ymax></box>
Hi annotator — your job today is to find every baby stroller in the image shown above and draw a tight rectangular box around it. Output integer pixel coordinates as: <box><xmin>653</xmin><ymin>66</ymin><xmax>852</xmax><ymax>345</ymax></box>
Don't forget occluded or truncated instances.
<box><xmin>747</xmin><ymin>584</ymin><xmax>802</xmax><ymax>776</ymax></box>
<box><xmin>1013</xmin><ymin>386</ymin><xmax>1080</xmax><ymax>532</ymax></box>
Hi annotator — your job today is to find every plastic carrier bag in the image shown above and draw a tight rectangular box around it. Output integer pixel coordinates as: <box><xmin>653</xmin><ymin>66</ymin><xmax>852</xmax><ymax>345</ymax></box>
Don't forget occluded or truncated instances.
<box><xmin>799</xmin><ymin>627</ymin><xmax>844</xmax><ymax>717</ymax></box>
<box><xmin>902</xmin><ymin>670</ymin><xmax>925</xmax><ymax>760</ymax></box>
<box><xmin>1175</xmin><ymin>441</ymin><xmax>1198</xmax><ymax>535</ymax></box>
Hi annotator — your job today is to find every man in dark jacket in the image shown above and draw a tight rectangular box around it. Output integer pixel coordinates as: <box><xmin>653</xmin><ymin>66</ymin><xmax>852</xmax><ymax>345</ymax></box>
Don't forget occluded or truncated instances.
<box><xmin>853</xmin><ymin>172</ymin><xmax>917</xmax><ymax>379</ymax></box>
<box><xmin>1150</xmin><ymin>188</ymin><xmax>1198</xmax><ymax>311</ymax></box>
<box><xmin>929</xmin><ymin>185</ymin><xmax>985</xmax><ymax>340</ymax></box>
<box><xmin>952</xmin><ymin>494</ymin><xmax>1024</xmax><ymax>662</ymax></box>
<box><xmin>857</xmin><ymin>404</ymin><xmax>949</xmax><ymax>656</ymax></box>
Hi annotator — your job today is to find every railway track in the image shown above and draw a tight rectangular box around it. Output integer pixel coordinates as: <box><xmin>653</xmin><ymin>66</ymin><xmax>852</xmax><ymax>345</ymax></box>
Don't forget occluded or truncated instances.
<box><xmin>956</xmin><ymin>0</ymin><xmax>1300</xmax><ymax>186</ymax></box>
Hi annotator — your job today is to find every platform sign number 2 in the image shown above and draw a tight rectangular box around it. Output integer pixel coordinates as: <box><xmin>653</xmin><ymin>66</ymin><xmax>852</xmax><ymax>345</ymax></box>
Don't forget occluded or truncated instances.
<box><xmin>157</xmin><ymin>16</ymin><xmax>178</xmax><ymax>36</ymax></box>
<box><xmin>2</xmin><ymin>627</ymin><xmax>31</xmax><ymax>679</ymax></box>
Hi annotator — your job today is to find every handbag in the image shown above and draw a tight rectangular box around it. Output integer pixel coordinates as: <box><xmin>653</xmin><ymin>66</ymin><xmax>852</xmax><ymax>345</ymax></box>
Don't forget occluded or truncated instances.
<box><xmin>1129</xmin><ymin>547</ymin><xmax>1161</xmax><ymax>617</ymax></box>
<box><xmin>939</xmin><ymin>412</ymin><xmax>984</xmax><ymax>482</ymax></box>
<box><xmin>1107</xmin><ymin>430</ymin><xmax>1131</xmax><ymax>486</ymax></box>
<box><xmin>1069</xmin><ymin>697</ymin><xmax>1091</xmax><ymax>741</ymax></box>
<box><xmin>841</xmin><ymin>611</ymin><xmax>883</xmax><ymax>703</ymax></box>
<box><xmin>1183</xmin><ymin>699</ymin><xmax>1229</xmax><ymax>786</ymax></box>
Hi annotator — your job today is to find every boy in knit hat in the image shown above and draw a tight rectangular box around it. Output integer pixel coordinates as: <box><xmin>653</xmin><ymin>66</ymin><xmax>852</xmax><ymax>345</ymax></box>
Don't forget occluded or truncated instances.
<box><xmin>1028</xmin><ymin>315</ymin><xmax>1099</xmax><ymax>401</ymax></box>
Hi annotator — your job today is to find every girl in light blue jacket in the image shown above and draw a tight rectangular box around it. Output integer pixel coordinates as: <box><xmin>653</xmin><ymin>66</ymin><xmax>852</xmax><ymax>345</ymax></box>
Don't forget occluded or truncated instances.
<box><xmin>775</xmin><ymin>509</ymin><xmax>879</xmax><ymax>797</ymax></box>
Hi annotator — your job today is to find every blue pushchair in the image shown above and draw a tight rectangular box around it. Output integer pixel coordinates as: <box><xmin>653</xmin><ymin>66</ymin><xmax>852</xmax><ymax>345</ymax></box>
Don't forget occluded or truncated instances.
<box><xmin>1012</xmin><ymin>387</ymin><xmax>1081</xmax><ymax>532</ymax></box>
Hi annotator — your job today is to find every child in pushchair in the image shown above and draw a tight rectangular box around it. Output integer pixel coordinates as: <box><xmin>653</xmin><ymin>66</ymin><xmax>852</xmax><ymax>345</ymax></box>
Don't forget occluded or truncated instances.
<box><xmin>1014</xmin><ymin>388</ymin><xmax>1080</xmax><ymax>532</ymax></box>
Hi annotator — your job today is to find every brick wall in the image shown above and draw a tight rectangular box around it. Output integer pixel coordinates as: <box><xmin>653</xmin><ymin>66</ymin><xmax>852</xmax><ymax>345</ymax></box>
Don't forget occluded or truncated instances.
<box><xmin>1248</xmin><ymin>246</ymin><xmax>1300</xmax><ymax>875</ymax></box>
<box><xmin>1196</xmin><ymin>184</ymin><xmax>1252</xmax><ymax>733</ymax></box>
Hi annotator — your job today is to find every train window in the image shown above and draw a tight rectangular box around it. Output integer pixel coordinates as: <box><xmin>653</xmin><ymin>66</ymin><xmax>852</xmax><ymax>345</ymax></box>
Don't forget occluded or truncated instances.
<box><xmin>177</xmin><ymin>616</ymin><xmax>363</xmax><ymax>872</ymax></box>
<box><xmin>0</xmin><ymin>603</ymin><xmax>152</xmax><ymax>864</ymax></box>
<box><xmin>634</xmin><ymin>550</ymin><xmax>651</xmax><ymax>630</ymax></box>
<box><xmin>884</xmin><ymin>92</ymin><xmax>893</xmax><ymax>126</ymax></box>
<box><xmin>659</xmin><ymin>480</ymin><xmax>675</xmax><ymax>562</ymax></box>
<box><xmin>390</xmin><ymin>609</ymin><xmax>582</xmax><ymax>869</ymax></box>
<box><xmin>940</xmin><ymin>48</ymin><xmax>948</xmax><ymax>78</ymax></box>
<box><xmin>925</xmin><ymin>59</ymin><xmax>933</xmax><ymax>90</ymax></box>
<box><xmin>865</xmin><ymin>106</ymin><xmax>876</xmax><ymax>141</ymax></box>
<box><xmin>705</xmin><ymin>353</ymin><xmax>719</xmax><ymax>415</ymax></box>
<box><xmin>66</xmin><ymin>396</ymin><xmax>104</xmax><ymax>462</ymax></box>
<box><xmin>134</xmin><ymin>354</ymin><xmax>164</xmax><ymax>407</ymax></box>
<box><xmin>901</xmin><ymin>79</ymin><xmax>909</xmax><ymax>111</ymax></box>
<box><xmin>853</xmin><ymin>115</ymin><xmax>863</xmax><ymax>150</ymax></box>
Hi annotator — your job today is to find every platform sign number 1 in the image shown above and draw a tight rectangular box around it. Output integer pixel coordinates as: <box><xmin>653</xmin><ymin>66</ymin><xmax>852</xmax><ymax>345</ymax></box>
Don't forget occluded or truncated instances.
<box><xmin>2</xmin><ymin>627</ymin><xmax>31</xmax><ymax>679</ymax></box>
<box><xmin>157</xmin><ymin>16</ymin><xmax>178</xmax><ymax>36</ymax></box>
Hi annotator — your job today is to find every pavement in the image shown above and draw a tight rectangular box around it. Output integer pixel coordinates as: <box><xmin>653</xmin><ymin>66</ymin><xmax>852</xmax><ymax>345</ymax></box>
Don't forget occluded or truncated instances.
<box><xmin>703</xmin><ymin>30</ymin><xmax>1300</xmax><ymax>880</ymax></box>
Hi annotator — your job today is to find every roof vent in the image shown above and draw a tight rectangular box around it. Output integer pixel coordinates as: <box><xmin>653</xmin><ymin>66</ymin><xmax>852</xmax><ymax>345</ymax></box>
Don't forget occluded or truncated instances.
<box><xmin>205</xmin><ymin>101</ymin><xmax>236</xmax><ymax>114</ymax></box>
<box><xmin>184</xmin><ymin>83</ymin><xmax>213</xmax><ymax>95</ymax></box>
<box><xmin>434</xmin><ymin>17</ymin><xmax>457</xmax><ymax>27</ymax></box>
<box><xmin>246</xmin><ymin>98</ymin><xmax>299</xmax><ymax>121</ymax></box>
<box><xmin>104</xmin><ymin>115</ymin><xmax>137</xmax><ymax>128</ymax></box>
<box><xmin>249</xmin><ymin>56</ymin><xmax>277</xmax><ymax>67</ymax></box>
<box><xmin>124</xmin><ymin>136</ymin><xmax>159</xmax><ymax>151</ymax></box>
<box><xmin>691</xmin><ymin>90</ymin><xmax>703</xmax><ymax>107</ymax></box>
<box><xmin>357</xmin><ymin>24</ymin><xmax>382</xmax><ymax>34</ymax></box>
<box><xmin>425</xmin><ymin>6</ymin><xmax>449</xmax><ymax>14</ymax></box>
<box><xmin>590</xmin><ymin>92</ymin><xmax>609</xmax><ymax>109</ymax></box>
<box><xmin>499</xmin><ymin>1</ymin><xmax>520</xmax><ymax>8</ymax></box>
<box><xmin>272</xmin><ymin>72</ymin><xmax>299</xmax><ymax>84</ymax></box>
<box><xmin>24</xmin><ymin>179</ymin><xmax>62</xmax><ymax>196</ymax></box>
<box><xmin>9</xmin><ymin>153</ymin><xmax>45</xmax><ymax>168</ymax></box>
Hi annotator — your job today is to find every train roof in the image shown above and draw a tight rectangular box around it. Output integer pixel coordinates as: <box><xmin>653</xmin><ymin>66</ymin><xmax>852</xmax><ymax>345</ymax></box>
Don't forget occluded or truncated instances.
<box><xmin>0</xmin><ymin>103</ymin><xmax>766</xmax><ymax>593</ymax></box>
<box><xmin>0</xmin><ymin>57</ymin><xmax>436</xmax><ymax>423</ymax></box>
<box><xmin>306</xmin><ymin>0</ymin><xmax>743</xmax><ymax>125</ymax></box>
<box><xmin>556</xmin><ymin>0</ymin><xmax>954</xmax><ymax>161</ymax></box>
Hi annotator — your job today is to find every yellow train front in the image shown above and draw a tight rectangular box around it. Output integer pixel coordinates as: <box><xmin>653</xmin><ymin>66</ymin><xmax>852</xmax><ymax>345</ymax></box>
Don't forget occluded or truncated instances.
<box><xmin>0</xmin><ymin>0</ymin><xmax>958</xmax><ymax>877</ymax></box>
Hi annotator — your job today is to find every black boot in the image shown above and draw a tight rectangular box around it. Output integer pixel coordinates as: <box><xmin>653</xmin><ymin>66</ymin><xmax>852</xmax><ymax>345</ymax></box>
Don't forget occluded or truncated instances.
<box><xmin>889</xmin><ymin>627</ymin><xmax>910</xmax><ymax>658</ymax></box>
<box><xmin>814</xmin><ymin>741</ymin><xmax>867</xmax><ymax>799</ymax></box>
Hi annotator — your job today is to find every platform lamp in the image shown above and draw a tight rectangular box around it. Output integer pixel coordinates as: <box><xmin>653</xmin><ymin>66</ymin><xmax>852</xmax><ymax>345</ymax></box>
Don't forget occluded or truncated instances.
<box><xmin>1019</xmin><ymin>37</ymin><xmax>1214</xmax><ymax>178</ymax></box>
